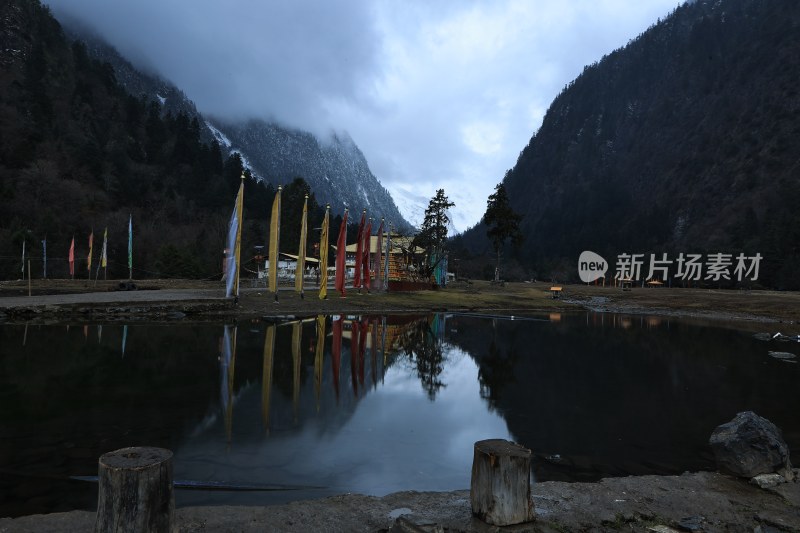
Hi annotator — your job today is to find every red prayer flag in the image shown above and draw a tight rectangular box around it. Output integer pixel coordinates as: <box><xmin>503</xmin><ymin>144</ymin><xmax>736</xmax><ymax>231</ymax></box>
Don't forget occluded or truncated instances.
<box><xmin>334</xmin><ymin>210</ymin><xmax>349</xmax><ymax>296</ymax></box>
<box><xmin>68</xmin><ymin>237</ymin><xmax>75</xmax><ymax>277</ymax></box>
<box><xmin>353</xmin><ymin>210</ymin><xmax>365</xmax><ymax>288</ymax></box>
<box><xmin>362</xmin><ymin>219</ymin><xmax>372</xmax><ymax>289</ymax></box>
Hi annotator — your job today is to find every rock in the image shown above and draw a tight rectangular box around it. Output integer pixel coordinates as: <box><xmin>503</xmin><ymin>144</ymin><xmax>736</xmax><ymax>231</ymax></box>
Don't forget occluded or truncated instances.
<box><xmin>753</xmin><ymin>332</ymin><xmax>772</xmax><ymax>341</ymax></box>
<box><xmin>676</xmin><ymin>515</ymin><xmax>704</xmax><ymax>531</ymax></box>
<box><xmin>750</xmin><ymin>473</ymin><xmax>787</xmax><ymax>489</ymax></box>
<box><xmin>768</xmin><ymin>351</ymin><xmax>797</xmax><ymax>360</ymax></box>
<box><xmin>709</xmin><ymin>411</ymin><xmax>792</xmax><ymax>478</ymax></box>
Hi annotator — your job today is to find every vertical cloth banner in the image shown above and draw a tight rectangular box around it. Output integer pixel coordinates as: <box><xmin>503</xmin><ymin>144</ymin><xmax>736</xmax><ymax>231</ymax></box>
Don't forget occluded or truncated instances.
<box><xmin>362</xmin><ymin>218</ymin><xmax>372</xmax><ymax>289</ymax></box>
<box><xmin>225</xmin><ymin>179</ymin><xmax>244</xmax><ymax>298</ymax></box>
<box><xmin>319</xmin><ymin>205</ymin><xmax>330</xmax><ymax>300</ymax></box>
<box><xmin>101</xmin><ymin>228</ymin><xmax>107</xmax><ymax>268</ymax></box>
<box><xmin>128</xmin><ymin>215</ymin><xmax>133</xmax><ymax>280</ymax></box>
<box><xmin>87</xmin><ymin>230</ymin><xmax>94</xmax><ymax>274</ymax></box>
<box><xmin>353</xmin><ymin>210</ymin><xmax>365</xmax><ymax>288</ymax></box>
<box><xmin>21</xmin><ymin>239</ymin><xmax>25</xmax><ymax>274</ymax></box>
<box><xmin>295</xmin><ymin>194</ymin><xmax>308</xmax><ymax>294</ymax></box>
<box><xmin>334</xmin><ymin>209</ymin><xmax>349</xmax><ymax>296</ymax></box>
<box><xmin>268</xmin><ymin>186</ymin><xmax>282</xmax><ymax>294</ymax></box>
<box><xmin>42</xmin><ymin>237</ymin><xmax>47</xmax><ymax>279</ymax></box>
<box><xmin>69</xmin><ymin>237</ymin><xmax>75</xmax><ymax>277</ymax></box>
<box><xmin>375</xmin><ymin>219</ymin><xmax>384</xmax><ymax>289</ymax></box>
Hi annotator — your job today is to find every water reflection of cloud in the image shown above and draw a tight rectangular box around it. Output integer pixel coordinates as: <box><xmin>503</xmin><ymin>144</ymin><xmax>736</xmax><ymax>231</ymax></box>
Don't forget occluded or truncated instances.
<box><xmin>174</xmin><ymin>330</ymin><xmax>511</xmax><ymax>499</ymax></box>
<box><xmin>315</xmin><ymin>345</ymin><xmax>511</xmax><ymax>495</ymax></box>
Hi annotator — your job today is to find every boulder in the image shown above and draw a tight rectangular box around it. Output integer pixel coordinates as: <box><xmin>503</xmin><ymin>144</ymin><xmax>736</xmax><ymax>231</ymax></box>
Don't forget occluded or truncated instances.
<box><xmin>709</xmin><ymin>411</ymin><xmax>792</xmax><ymax>479</ymax></box>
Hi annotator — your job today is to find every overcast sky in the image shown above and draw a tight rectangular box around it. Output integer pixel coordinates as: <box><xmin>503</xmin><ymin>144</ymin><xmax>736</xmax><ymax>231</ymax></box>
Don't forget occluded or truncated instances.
<box><xmin>46</xmin><ymin>0</ymin><xmax>680</xmax><ymax>232</ymax></box>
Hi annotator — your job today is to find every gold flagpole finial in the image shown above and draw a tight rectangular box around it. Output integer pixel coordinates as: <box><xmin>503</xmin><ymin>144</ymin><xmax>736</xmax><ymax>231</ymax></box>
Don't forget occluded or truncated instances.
<box><xmin>304</xmin><ymin>193</ymin><xmax>309</xmax><ymax>199</ymax></box>
<box><xmin>240</xmin><ymin>173</ymin><xmax>245</xmax><ymax>181</ymax></box>
<box><xmin>278</xmin><ymin>185</ymin><xmax>282</xmax><ymax>191</ymax></box>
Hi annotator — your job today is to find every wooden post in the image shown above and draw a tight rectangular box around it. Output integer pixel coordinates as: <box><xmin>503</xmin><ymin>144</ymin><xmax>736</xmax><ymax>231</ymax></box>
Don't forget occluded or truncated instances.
<box><xmin>95</xmin><ymin>447</ymin><xmax>174</xmax><ymax>533</ymax></box>
<box><xmin>470</xmin><ymin>439</ymin><xmax>534</xmax><ymax>526</ymax></box>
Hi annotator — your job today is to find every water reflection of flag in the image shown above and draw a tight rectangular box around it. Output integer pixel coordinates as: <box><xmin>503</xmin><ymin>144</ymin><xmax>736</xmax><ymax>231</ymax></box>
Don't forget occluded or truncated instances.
<box><xmin>354</xmin><ymin>210</ymin><xmax>365</xmax><ymax>288</ymax></box>
<box><xmin>319</xmin><ymin>205</ymin><xmax>330</xmax><ymax>300</ymax></box>
<box><xmin>371</xmin><ymin>317</ymin><xmax>378</xmax><ymax>388</ymax></box>
<box><xmin>220</xmin><ymin>325</ymin><xmax>237</xmax><ymax>443</ymax></box>
<box><xmin>268</xmin><ymin>186</ymin><xmax>282</xmax><ymax>295</ymax></box>
<box><xmin>295</xmin><ymin>195</ymin><xmax>308</xmax><ymax>295</ymax></box>
<box><xmin>292</xmin><ymin>321</ymin><xmax>302</xmax><ymax>422</ymax></box>
<box><xmin>314</xmin><ymin>315</ymin><xmax>326</xmax><ymax>411</ymax></box>
<box><xmin>334</xmin><ymin>209</ymin><xmax>348</xmax><ymax>297</ymax></box>
<box><xmin>121</xmin><ymin>325</ymin><xmax>128</xmax><ymax>357</ymax></box>
<box><xmin>351</xmin><ymin>318</ymin><xmax>360</xmax><ymax>397</ymax></box>
<box><xmin>332</xmin><ymin>315</ymin><xmax>342</xmax><ymax>401</ymax></box>
<box><xmin>261</xmin><ymin>324</ymin><xmax>275</xmax><ymax>433</ymax></box>
<box><xmin>359</xmin><ymin>318</ymin><xmax>368</xmax><ymax>387</ymax></box>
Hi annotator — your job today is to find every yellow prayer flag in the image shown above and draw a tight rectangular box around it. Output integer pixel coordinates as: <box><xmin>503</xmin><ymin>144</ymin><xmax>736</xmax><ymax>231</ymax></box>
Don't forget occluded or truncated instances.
<box><xmin>268</xmin><ymin>186</ymin><xmax>282</xmax><ymax>294</ymax></box>
<box><xmin>319</xmin><ymin>205</ymin><xmax>330</xmax><ymax>299</ymax></box>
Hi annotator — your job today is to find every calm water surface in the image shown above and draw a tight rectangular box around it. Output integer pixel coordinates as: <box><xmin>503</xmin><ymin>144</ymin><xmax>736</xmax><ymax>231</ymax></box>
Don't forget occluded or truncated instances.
<box><xmin>1</xmin><ymin>312</ymin><xmax>798</xmax><ymax>517</ymax></box>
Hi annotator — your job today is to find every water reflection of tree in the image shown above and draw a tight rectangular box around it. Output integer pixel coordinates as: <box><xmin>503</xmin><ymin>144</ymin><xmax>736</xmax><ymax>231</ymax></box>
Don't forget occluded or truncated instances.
<box><xmin>478</xmin><ymin>338</ymin><xmax>517</xmax><ymax>408</ymax></box>
<box><xmin>399</xmin><ymin>319</ymin><xmax>446</xmax><ymax>400</ymax></box>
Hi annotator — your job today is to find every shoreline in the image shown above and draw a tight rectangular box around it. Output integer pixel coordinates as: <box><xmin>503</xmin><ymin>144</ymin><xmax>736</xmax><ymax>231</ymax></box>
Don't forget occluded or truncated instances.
<box><xmin>2</xmin><ymin>470</ymin><xmax>798</xmax><ymax>532</ymax></box>
<box><xmin>1</xmin><ymin>280</ymin><xmax>799</xmax><ymax>329</ymax></box>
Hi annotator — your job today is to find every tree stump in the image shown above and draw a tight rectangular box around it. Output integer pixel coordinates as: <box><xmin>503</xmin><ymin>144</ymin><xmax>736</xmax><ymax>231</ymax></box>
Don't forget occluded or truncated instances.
<box><xmin>470</xmin><ymin>439</ymin><xmax>534</xmax><ymax>526</ymax></box>
<box><xmin>95</xmin><ymin>447</ymin><xmax>174</xmax><ymax>533</ymax></box>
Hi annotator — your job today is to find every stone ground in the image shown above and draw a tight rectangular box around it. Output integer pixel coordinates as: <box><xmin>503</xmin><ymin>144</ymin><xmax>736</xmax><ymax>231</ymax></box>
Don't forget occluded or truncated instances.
<box><xmin>2</xmin><ymin>280</ymin><xmax>800</xmax><ymax>531</ymax></box>
<box><xmin>1</xmin><ymin>471</ymin><xmax>798</xmax><ymax>532</ymax></box>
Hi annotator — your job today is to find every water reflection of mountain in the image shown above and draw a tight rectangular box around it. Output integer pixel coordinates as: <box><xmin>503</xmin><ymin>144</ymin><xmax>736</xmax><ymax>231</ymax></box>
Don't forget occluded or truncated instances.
<box><xmin>446</xmin><ymin>313</ymin><xmax>800</xmax><ymax>482</ymax></box>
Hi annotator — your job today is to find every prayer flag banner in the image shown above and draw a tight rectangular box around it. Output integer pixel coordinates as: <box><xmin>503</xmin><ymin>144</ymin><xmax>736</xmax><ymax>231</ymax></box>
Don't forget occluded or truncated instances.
<box><xmin>225</xmin><ymin>179</ymin><xmax>244</xmax><ymax>298</ymax></box>
<box><xmin>354</xmin><ymin>210</ymin><xmax>365</xmax><ymax>288</ymax></box>
<box><xmin>69</xmin><ymin>237</ymin><xmax>75</xmax><ymax>277</ymax></box>
<box><xmin>100</xmin><ymin>228</ymin><xmax>108</xmax><ymax>268</ymax></box>
<box><xmin>363</xmin><ymin>218</ymin><xmax>372</xmax><ymax>288</ymax></box>
<box><xmin>319</xmin><ymin>205</ymin><xmax>330</xmax><ymax>300</ymax></box>
<box><xmin>87</xmin><ymin>230</ymin><xmax>94</xmax><ymax>273</ymax></box>
<box><xmin>268</xmin><ymin>186</ymin><xmax>282</xmax><ymax>294</ymax></box>
<box><xmin>295</xmin><ymin>194</ymin><xmax>308</xmax><ymax>294</ymax></box>
<box><xmin>128</xmin><ymin>215</ymin><xmax>133</xmax><ymax>279</ymax></box>
<box><xmin>334</xmin><ymin>209</ymin><xmax>348</xmax><ymax>296</ymax></box>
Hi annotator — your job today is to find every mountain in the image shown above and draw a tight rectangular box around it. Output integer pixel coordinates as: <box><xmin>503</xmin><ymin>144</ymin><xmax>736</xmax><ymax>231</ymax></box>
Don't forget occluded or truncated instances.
<box><xmin>457</xmin><ymin>0</ymin><xmax>800</xmax><ymax>289</ymax></box>
<box><xmin>0</xmin><ymin>0</ymin><xmax>294</xmax><ymax>279</ymax></box>
<box><xmin>59</xmin><ymin>20</ymin><xmax>409</xmax><ymax>231</ymax></box>
<box><xmin>207</xmin><ymin>119</ymin><xmax>410</xmax><ymax>231</ymax></box>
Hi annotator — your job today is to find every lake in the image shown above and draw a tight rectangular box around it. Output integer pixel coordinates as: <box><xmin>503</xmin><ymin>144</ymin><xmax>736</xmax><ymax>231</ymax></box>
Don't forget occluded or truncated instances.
<box><xmin>1</xmin><ymin>312</ymin><xmax>798</xmax><ymax>517</ymax></box>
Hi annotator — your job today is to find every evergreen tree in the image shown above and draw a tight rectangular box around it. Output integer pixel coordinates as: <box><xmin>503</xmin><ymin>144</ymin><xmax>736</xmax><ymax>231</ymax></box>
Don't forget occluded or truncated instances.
<box><xmin>484</xmin><ymin>183</ymin><xmax>522</xmax><ymax>282</ymax></box>
<box><xmin>412</xmin><ymin>189</ymin><xmax>455</xmax><ymax>277</ymax></box>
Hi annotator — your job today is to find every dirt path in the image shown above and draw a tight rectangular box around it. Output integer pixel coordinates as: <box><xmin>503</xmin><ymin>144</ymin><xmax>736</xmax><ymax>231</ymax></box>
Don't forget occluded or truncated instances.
<box><xmin>2</xmin><ymin>279</ymin><xmax>800</xmax><ymax>327</ymax></box>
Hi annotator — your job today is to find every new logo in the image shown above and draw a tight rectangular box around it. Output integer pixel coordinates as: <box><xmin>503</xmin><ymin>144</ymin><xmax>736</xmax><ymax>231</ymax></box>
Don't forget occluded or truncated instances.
<box><xmin>578</xmin><ymin>251</ymin><xmax>608</xmax><ymax>283</ymax></box>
